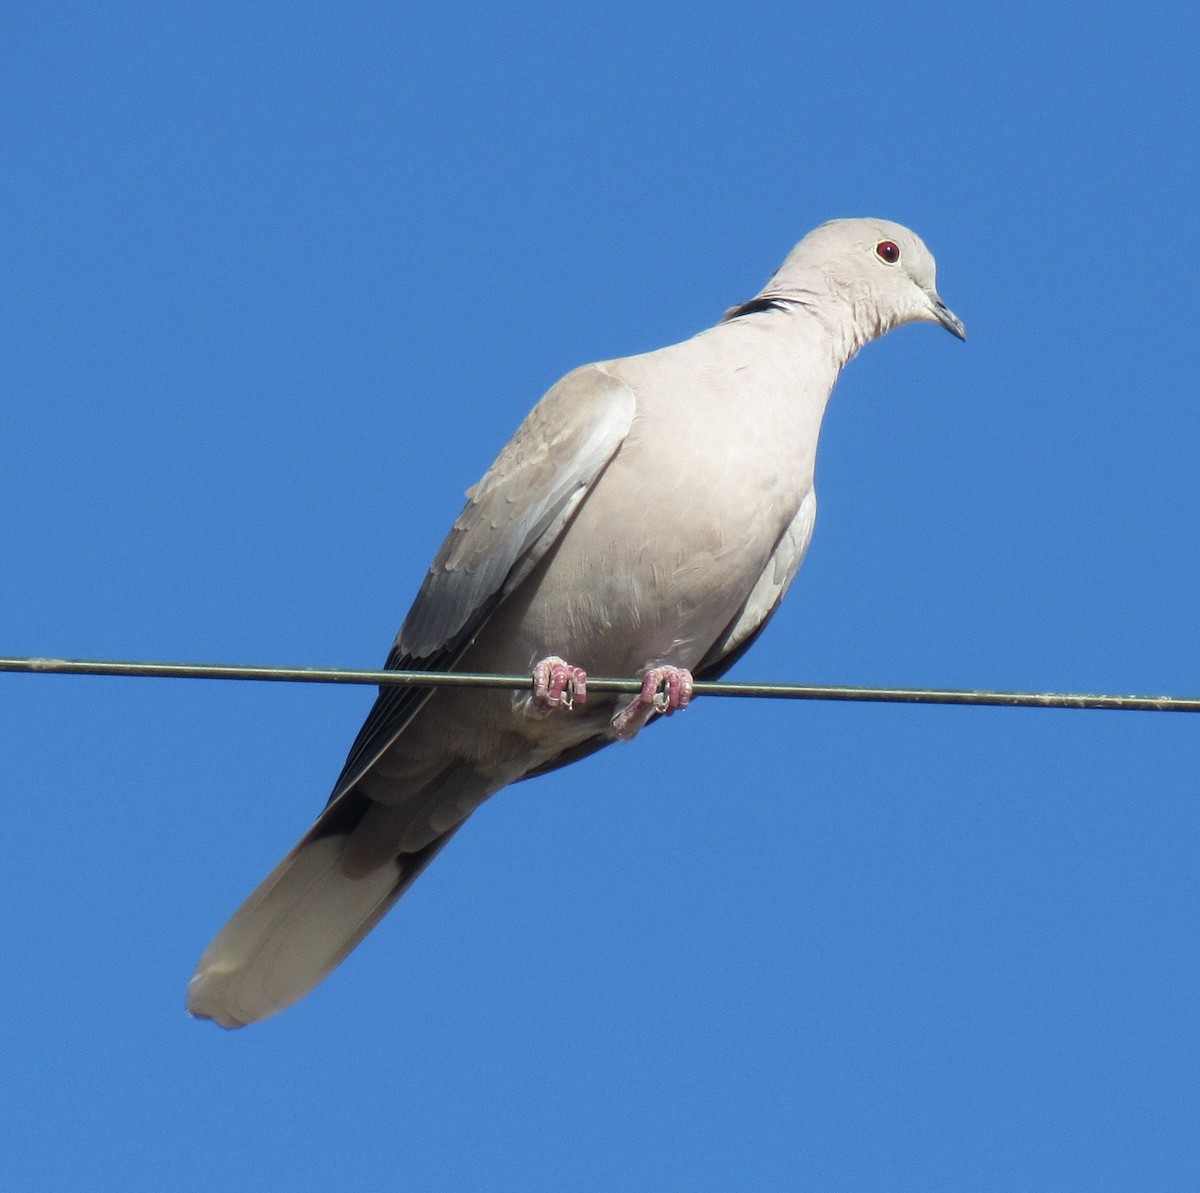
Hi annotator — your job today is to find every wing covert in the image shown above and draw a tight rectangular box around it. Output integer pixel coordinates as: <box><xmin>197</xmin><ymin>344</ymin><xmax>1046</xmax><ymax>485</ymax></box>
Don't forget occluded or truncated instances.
<box><xmin>398</xmin><ymin>363</ymin><xmax>636</xmax><ymax>659</ymax></box>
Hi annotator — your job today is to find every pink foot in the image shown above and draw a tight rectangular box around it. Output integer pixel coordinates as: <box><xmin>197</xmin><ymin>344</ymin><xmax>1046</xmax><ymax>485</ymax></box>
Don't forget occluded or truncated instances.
<box><xmin>530</xmin><ymin>655</ymin><xmax>588</xmax><ymax>715</ymax></box>
<box><xmin>611</xmin><ymin>665</ymin><xmax>694</xmax><ymax>740</ymax></box>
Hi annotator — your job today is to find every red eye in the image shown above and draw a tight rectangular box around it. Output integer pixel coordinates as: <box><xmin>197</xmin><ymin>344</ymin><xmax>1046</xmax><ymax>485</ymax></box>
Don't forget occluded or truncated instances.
<box><xmin>875</xmin><ymin>240</ymin><xmax>901</xmax><ymax>264</ymax></box>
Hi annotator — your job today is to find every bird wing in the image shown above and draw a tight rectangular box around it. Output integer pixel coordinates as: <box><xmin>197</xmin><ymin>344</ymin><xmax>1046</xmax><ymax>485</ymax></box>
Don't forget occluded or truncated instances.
<box><xmin>328</xmin><ymin>363</ymin><xmax>637</xmax><ymax>801</ymax></box>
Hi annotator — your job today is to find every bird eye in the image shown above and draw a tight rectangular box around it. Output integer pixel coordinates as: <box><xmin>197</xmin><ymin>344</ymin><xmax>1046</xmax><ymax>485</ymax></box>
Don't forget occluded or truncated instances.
<box><xmin>874</xmin><ymin>240</ymin><xmax>901</xmax><ymax>265</ymax></box>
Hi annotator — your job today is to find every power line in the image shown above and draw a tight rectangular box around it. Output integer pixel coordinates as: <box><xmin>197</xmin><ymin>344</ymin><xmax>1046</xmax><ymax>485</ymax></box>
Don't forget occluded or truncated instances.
<box><xmin>1</xmin><ymin>655</ymin><xmax>1198</xmax><ymax>714</ymax></box>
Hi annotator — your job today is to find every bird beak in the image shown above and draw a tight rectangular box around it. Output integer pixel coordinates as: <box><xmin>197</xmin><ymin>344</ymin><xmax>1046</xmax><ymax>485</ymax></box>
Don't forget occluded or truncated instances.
<box><xmin>928</xmin><ymin>292</ymin><xmax>967</xmax><ymax>341</ymax></box>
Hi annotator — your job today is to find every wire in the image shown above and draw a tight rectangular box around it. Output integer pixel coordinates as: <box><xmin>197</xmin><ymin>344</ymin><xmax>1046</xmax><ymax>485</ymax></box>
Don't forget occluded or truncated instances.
<box><xmin>1</xmin><ymin>655</ymin><xmax>1197</xmax><ymax>714</ymax></box>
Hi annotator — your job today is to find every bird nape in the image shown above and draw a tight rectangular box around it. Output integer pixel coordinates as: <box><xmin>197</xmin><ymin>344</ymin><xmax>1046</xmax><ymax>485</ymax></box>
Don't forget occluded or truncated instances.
<box><xmin>187</xmin><ymin>217</ymin><xmax>965</xmax><ymax>1028</ymax></box>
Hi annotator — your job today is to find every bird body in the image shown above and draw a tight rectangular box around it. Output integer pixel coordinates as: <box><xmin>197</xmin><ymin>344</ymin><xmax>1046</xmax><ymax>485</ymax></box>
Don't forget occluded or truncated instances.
<box><xmin>188</xmin><ymin>218</ymin><xmax>964</xmax><ymax>1027</ymax></box>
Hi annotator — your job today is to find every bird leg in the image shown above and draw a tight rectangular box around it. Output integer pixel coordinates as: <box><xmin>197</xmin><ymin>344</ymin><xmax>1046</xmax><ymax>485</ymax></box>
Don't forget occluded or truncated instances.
<box><xmin>529</xmin><ymin>655</ymin><xmax>588</xmax><ymax>715</ymax></box>
<box><xmin>611</xmin><ymin>665</ymin><xmax>694</xmax><ymax>740</ymax></box>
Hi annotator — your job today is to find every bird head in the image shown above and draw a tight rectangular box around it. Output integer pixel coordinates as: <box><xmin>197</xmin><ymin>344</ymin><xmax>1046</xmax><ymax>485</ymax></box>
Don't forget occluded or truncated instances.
<box><xmin>765</xmin><ymin>218</ymin><xmax>966</xmax><ymax>344</ymax></box>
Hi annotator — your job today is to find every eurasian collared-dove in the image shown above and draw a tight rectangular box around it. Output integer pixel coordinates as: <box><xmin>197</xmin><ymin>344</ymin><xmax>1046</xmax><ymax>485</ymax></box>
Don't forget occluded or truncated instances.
<box><xmin>188</xmin><ymin>218</ymin><xmax>965</xmax><ymax>1028</ymax></box>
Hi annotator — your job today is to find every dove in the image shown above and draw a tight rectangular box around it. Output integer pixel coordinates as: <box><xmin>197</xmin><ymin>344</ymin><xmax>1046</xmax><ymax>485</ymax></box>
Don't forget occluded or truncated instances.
<box><xmin>187</xmin><ymin>217</ymin><xmax>965</xmax><ymax>1027</ymax></box>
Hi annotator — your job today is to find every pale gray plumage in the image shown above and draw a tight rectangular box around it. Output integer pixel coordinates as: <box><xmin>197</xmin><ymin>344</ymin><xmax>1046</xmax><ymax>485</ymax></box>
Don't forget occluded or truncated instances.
<box><xmin>187</xmin><ymin>218</ymin><xmax>964</xmax><ymax>1027</ymax></box>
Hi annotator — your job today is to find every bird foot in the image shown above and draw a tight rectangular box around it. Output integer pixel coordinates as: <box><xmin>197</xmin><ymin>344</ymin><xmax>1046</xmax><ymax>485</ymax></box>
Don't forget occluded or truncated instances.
<box><xmin>529</xmin><ymin>655</ymin><xmax>588</xmax><ymax>715</ymax></box>
<box><xmin>611</xmin><ymin>665</ymin><xmax>694</xmax><ymax>740</ymax></box>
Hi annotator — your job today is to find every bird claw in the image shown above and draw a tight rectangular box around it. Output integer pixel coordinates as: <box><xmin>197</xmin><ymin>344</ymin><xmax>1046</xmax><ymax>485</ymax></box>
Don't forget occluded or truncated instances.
<box><xmin>612</xmin><ymin>665</ymin><xmax>694</xmax><ymax>739</ymax></box>
<box><xmin>529</xmin><ymin>655</ymin><xmax>588</xmax><ymax>716</ymax></box>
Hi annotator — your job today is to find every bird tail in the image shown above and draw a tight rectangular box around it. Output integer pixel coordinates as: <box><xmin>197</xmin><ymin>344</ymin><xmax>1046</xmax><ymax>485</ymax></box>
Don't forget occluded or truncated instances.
<box><xmin>186</xmin><ymin>797</ymin><xmax>460</xmax><ymax>1029</ymax></box>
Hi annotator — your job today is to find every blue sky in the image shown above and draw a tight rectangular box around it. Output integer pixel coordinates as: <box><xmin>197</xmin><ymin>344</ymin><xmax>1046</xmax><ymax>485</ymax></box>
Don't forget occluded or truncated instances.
<box><xmin>2</xmin><ymin>2</ymin><xmax>1199</xmax><ymax>1189</ymax></box>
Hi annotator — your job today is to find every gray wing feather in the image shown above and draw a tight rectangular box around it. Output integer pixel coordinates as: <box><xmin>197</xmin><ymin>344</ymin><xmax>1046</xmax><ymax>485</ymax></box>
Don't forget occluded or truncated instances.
<box><xmin>328</xmin><ymin>364</ymin><xmax>636</xmax><ymax>801</ymax></box>
<box><xmin>399</xmin><ymin>363</ymin><xmax>637</xmax><ymax>659</ymax></box>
